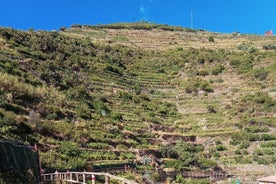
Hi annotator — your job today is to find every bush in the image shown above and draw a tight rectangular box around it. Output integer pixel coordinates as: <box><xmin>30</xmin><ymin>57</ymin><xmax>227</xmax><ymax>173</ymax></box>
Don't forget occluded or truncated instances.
<box><xmin>230</xmin><ymin>139</ymin><xmax>241</xmax><ymax>146</ymax></box>
<box><xmin>198</xmin><ymin>158</ymin><xmax>217</xmax><ymax>169</ymax></box>
<box><xmin>60</xmin><ymin>141</ymin><xmax>81</xmax><ymax>157</ymax></box>
<box><xmin>242</xmin><ymin>92</ymin><xmax>275</xmax><ymax>111</ymax></box>
<box><xmin>200</xmin><ymin>81</ymin><xmax>214</xmax><ymax>92</ymax></box>
<box><xmin>253</xmin><ymin>156</ymin><xmax>270</xmax><ymax>165</ymax></box>
<box><xmin>207</xmin><ymin>105</ymin><xmax>216</xmax><ymax>113</ymax></box>
<box><xmin>263</xmin><ymin>44</ymin><xmax>276</xmax><ymax>50</ymax></box>
<box><xmin>244</xmin><ymin>126</ymin><xmax>269</xmax><ymax>133</ymax></box>
<box><xmin>216</xmin><ymin>144</ymin><xmax>227</xmax><ymax>151</ymax></box>
<box><xmin>211</xmin><ymin>65</ymin><xmax>225</xmax><ymax>75</ymax></box>
<box><xmin>208</xmin><ymin>36</ymin><xmax>215</xmax><ymax>42</ymax></box>
<box><xmin>263</xmin><ymin>148</ymin><xmax>274</xmax><ymax>155</ymax></box>
<box><xmin>110</xmin><ymin>111</ymin><xmax>123</xmax><ymax>121</ymax></box>
<box><xmin>249</xmin><ymin>47</ymin><xmax>257</xmax><ymax>53</ymax></box>
<box><xmin>237</xmin><ymin>44</ymin><xmax>249</xmax><ymax>51</ymax></box>
<box><xmin>182</xmin><ymin>178</ymin><xmax>210</xmax><ymax>184</ymax></box>
<box><xmin>196</xmin><ymin>70</ymin><xmax>209</xmax><ymax>76</ymax></box>
<box><xmin>254</xmin><ymin>149</ymin><xmax>263</xmax><ymax>156</ymax></box>
<box><xmin>87</xmin><ymin>142</ymin><xmax>110</xmax><ymax>149</ymax></box>
<box><xmin>253</xmin><ymin>68</ymin><xmax>268</xmax><ymax>80</ymax></box>
<box><xmin>175</xmin><ymin>174</ymin><xmax>185</xmax><ymax>183</ymax></box>
<box><xmin>261</xmin><ymin>141</ymin><xmax>276</xmax><ymax>148</ymax></box>
<box><xmin>212</xmin><ymin>152</ymin><xmax>220</xmax><ymax>158</ymax></box>
<box><xmin>238</xmin><ymin>59</ymin><xmax>253</xmax><ymax>73</ymax></box>
<box><xmin>239</xmin><ymin>140</ymin><xmax>250</xmax><ymax>149</ymax></box>
<box><xmin>104</xmin><ymin>65</ymin><xmax>123</xmax><ymax>76</ymax></box>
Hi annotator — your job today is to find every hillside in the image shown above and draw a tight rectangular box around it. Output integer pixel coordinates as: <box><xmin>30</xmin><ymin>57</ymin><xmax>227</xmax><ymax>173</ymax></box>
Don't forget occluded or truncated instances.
<box><xmin>0</xmin><ymin>22</ymin><xmax>275</xmax><ymax>183</ymax></box>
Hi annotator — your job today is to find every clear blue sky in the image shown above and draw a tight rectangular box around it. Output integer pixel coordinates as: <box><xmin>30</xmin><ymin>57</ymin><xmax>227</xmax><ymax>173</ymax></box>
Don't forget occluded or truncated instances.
<box><xmin>1</xmin><ymin>0</ymin><xmax>275</xmax><ymax>34</ymax></box>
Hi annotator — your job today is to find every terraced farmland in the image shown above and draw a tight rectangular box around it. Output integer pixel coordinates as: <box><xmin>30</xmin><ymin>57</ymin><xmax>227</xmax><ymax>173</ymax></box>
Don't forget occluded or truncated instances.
<box><xmin>0</xmin><ymin>23</ymin><xmax>275</xmax><ymax>183</ymax></box>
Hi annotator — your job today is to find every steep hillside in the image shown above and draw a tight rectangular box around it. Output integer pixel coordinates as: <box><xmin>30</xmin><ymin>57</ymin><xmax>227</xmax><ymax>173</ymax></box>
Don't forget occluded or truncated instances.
<box><xmin>0</xmin><ymin>22</ymin><xmax>275</xmax><ymax>182</ymax></box>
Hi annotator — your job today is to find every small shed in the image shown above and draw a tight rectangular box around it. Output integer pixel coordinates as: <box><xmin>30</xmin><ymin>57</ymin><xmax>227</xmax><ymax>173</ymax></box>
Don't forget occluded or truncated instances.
<box><xmin>258</xmin><ymin>175</ymin><xmax>276</xmax><ymax>184</ymax></box>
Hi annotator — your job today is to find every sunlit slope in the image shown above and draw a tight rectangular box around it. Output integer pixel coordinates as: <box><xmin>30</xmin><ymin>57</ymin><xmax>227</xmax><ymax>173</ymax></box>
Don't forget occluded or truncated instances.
<box><xmin>0</xmin><ymin>23</ymin><xmax>275</xmax><ymax>179</ymax></box>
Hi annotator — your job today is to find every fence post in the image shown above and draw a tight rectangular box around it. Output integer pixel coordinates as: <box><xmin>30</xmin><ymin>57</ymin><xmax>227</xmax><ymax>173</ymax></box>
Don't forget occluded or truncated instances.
<box><xmin>92</xmin><ymin>174</ymin><xmax>96</xmax><ymax>184</ymax></box>
<box><xmin>105</xmin><ymin>175</ymin><xmax>110</xmax><ymax>184</ymax></box>
<box><xmin>83</xmin><ymin>173</ymin><xmax>86</xmax><ymax>183</ymax></box>
<box><xmin>76</xmin><ymin>173</ymin><xmax>79</xmax><ymax>182</ymax></box>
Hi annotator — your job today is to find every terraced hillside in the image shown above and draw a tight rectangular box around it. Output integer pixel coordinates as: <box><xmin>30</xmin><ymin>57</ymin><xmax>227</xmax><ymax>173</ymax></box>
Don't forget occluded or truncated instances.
<box><xmin>0</xmin><ymin>23</ymin><xmax>275</xmax><ymax>183</ymax></box>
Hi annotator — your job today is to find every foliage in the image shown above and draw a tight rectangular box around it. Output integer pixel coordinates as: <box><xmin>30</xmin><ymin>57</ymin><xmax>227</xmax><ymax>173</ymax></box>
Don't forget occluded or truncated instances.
<box><xmin>237</xmin><ymin>44</ymin><xmax>249</xmax><ymax>51</ymax></box>
<box><xmin>242</xmin><ymin>92</ymin><xmax>275</xmax><ymax>111</ymax></box>
<box><xmin>184</xmin><ymin>77</ymin><xmax>213</xmax><ymax>93</ymax></box>
<box><xmin>261</xmin><ymin>141</ymin><xmax>276</xmax><ymax>148</ymax></box>
<box><xmin>252</xmin><ymin>68</ymin><xmax>268</xmax><ymax>80</ymax></box>
<box><xmin>263</xmin><ymin>44</ymin><xmax>276</xmax><ymax>50</ymax></box>
<box><xmin>211</xmin><ymin>64</ymin><xmax>225</xmax><ymax>75</ymax></box>
<box><xmin>208</xmin><ymin>36</ymin><xmax>215</xmax><ymax>43</ymax></box>
<box><xmin>161</xmin><ymin>142</ymin><xmax>215</xmax><ymax>170</ymax></box>
<box><xmin>0</xmin><ymin>24</ymin><xmax>275</xmax><ymax>176</ymax></box>
<box><xmin>83</xmin><ymin>22</ymin><xmax>188</xmax><ymax>32</ymax></box>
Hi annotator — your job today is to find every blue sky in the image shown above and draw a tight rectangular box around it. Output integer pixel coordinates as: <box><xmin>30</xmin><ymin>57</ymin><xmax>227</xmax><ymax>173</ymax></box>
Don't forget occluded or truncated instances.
<box><xmin>0</xmin><ymin>0</ymin><xmax>275</xmax><ymax>34</ymax></box>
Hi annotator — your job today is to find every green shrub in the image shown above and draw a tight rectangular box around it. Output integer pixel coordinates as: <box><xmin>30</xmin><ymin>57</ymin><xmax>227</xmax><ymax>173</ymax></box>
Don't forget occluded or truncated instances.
<box><xmin>198</xmin><ymin>158</ymin><xmax>217</xmax><ymax>169</ymax></box>
<box><xmin>263</xmin><ymin>44</ymin><xmax>276</xmax><ymax>50</ymax></box>
<box><xmin>175</xmin><ymin>174</ymin><xmax>185</xmax><ymax>183</ymax></box>
<box><xmin>244</xmin><ymin>126</ymin><xmax>269</xmax><ymax>133</ymax></box>
<box><xmin>60</xmin><ymin>141</ymin><xmax>81</xmax><ymax>157</ymax></box>
<box><xmin>253</xmin><ymin>156</ymin><xmax>270</xmax><ymax>165</ymax></box>
<box><xmin>196</xmin><ymin>70</ymin><xmax>209</xmax><ymax>76</ymax></box>
<box><xmin>211</xmin><ymin>65</ymin><xmax>225</xmax><ymax>75</ymax></box>
<box><xmin>239</xmin><ymin>140</ymin><xmax>250</xmax><ymax>149</ymax></box>
<box><xmin>200</xmin><ymin>81</ymin><xmax>214</xmax><ymax>92</ymax></box>
<box><xmin>238</xmin><ymin>59</ymin><xmax>253</xmax><ymax>73</ymax></box>
<box><xmin>237</xmin><ymin>44</ymin><xmax>249</xmax><ymax>51</ymax></box>
<box><xmin>87</xmin><ymin>142</ymin><xmax>110</xmax><ymax>149</ymax></box>
<box><xmin>230</xmin><ymin>60</ymin><xmax>240</xmax><ymax>68</ymax></box>
<box><xmin>163</xmin><ymin>159</ymin><xmax>183</xmax><ymax>169</ymax></box>
<box><xmin>216</xmin><ymin>144</ymin><xmax>227</xmax><ymax>151</ymax></box>
<box><xmin>230</xmin><ymin>139</ymin><xmax>241</xmax><ymax>146</ymax></box>
<box><xmin>110</xmin><ymin>111</ymin><xmax>123</xmax><ymax>121</ymax></box>
<box><xmin>182</xmin><ymin>178</ymin><xmax>210</xmax><ymax>184</ymax></box>
<box><xmin>212</xmin><ymin>152</ymin><xmax>220</xmax><ymax>158</ymax></box>
<box><xmin>261</xmin><ymin>141</ymin><xmax>276</xmax><ymax>148</ymax></box>
<box><xmin>242</xmin><ymin>92</ymin><xmax>275</xmax><ymax>111</ymax></box>
<box><xmin>253</xmin><ymin>68</ymin><xmax>268</xmax><ymax>80</ymax></box>
<box><xmin>208</xmin><ymin>36</ymin><xmax>215</xmax><ymax>42</ymax></box>
<box><xmin>237</xmin><ymin>156</ymin><xmax>252</xmax><ymax>164</ymax></box>
<box><xmin>263</xmin><ymin>148</ymin><xmax>274</xmax><ymax>155</ymax></box>
<box><xmin>207</xmin><ymin>105</ymin><xmax>216</xmax><ymax>113</ymax></box>
<box><xmin>249</xmin><ymin>47</ymin><xmax>257</xmax><ymax>53</ymax></box>
<box><xmin>254</xmin><ymin>149</ymin><xmax>263</xmax><ymax>156</ymax></box>
<box><xmin>105</xmin><ymin>65</ymin><xmax>123</xmax><ymax>76</ymax></box>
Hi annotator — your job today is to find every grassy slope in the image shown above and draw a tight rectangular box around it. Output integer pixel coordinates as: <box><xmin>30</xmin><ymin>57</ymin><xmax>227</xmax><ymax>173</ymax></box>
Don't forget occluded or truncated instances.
<box><xmin>0</xmin><ymin>23</ymin><xmax>275</xmax><ymax>181</ymax></box>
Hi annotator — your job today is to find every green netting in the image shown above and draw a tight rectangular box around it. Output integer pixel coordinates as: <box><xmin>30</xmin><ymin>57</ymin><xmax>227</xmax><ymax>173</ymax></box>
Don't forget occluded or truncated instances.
<box><xmin>0</xmin><ymin>140</ymin><xmax>39</xmax><ymax>172</ymax></box>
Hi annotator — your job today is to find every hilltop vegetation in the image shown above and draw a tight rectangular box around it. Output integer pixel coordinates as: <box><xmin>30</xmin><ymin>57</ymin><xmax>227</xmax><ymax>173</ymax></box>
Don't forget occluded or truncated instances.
<box><xmin>0</xmin><ymin>22</ymin><xmax>275</xmax><ymax>182</ymax></box>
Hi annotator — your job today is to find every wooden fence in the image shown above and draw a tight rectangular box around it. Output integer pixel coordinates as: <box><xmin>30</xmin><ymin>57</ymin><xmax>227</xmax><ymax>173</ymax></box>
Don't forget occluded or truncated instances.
<box><xmin>41</xmin><ymin>171</ymin><xmax>138</xmax><ymax>184</ymax></box>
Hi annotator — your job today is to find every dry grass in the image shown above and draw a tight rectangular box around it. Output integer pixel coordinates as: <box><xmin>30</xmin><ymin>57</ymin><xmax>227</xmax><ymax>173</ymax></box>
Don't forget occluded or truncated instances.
<box><xmin>65</xmin><ymin>27</ymin><xmax>276</xmax><ymax>51</ymax></box>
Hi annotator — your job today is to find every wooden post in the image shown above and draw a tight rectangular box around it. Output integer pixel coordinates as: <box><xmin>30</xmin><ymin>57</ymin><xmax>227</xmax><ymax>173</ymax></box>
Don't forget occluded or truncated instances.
<box><xmin>105</xmin><ymin>175</ymin><xmax>110</xmax><ymax>184</ymax></box>
<box><xmin>76</xmin><ymin>173</ymin><xmax>79</xmax><ymax>182</ymax></box>
<box><xmin>83</xmin><ymin>173</ymin><xmax>86</xmax><ymax>183</ymax></box>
